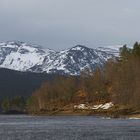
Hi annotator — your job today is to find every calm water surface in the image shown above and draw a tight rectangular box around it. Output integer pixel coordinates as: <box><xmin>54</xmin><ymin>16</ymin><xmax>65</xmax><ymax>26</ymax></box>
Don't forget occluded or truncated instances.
<box><xmin>0</xmin><ymin>115</ymin><xmax>140</xmax><ymax>140</ymax></box>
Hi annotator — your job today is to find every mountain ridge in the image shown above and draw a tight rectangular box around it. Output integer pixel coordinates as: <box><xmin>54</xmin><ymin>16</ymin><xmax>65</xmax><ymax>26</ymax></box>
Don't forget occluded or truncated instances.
<box><xmin>0</xmin><ymin>41</ymin><xmax>122</xmax><ymax>75</ymax></box>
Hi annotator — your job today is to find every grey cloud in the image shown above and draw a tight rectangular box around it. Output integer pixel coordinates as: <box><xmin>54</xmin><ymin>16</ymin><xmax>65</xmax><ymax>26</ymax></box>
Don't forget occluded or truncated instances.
<box><xmin>0</xmin><ymin>0</ymin><xmax>140</xmax><ymax>50</ymax></box>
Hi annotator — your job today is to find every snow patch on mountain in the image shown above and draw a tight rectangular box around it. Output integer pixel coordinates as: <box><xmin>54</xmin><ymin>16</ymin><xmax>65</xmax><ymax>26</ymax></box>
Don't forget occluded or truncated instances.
<box><xmin>0</xmin><ymin>41</ymin><xmax>121</xmax><ymax>75</ymax></box>
<box><xmin>96</xmin><ymin>45</ymin><xmax>122</xmax><ymax>57</ymax></box>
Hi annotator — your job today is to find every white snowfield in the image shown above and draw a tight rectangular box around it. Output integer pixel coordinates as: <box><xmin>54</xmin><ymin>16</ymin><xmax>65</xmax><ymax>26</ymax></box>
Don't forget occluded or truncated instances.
<box><xmin>0</xmin><ymin>41</ymin><xmax>121</xmax><ymax>75</ymax></box>
<box><xmin>74</xmin><ymin>102</ymin><xmax>114</xmax><ymax>110</ymax></box>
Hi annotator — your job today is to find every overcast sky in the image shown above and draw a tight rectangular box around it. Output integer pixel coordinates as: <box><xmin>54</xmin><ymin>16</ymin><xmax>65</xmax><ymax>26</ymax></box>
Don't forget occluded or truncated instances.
<box><xmin>0</xmin><ymin>0</ymin><xmax>140</xmax><ymax>50</ymax></box>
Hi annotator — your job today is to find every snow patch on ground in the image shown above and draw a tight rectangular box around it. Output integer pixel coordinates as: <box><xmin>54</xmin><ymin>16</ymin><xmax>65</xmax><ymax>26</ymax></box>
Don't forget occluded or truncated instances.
<box><xmin>129</xmin><ymin>118</ymin><xmax>140</xmax><ymax>120</ymax></box>
<box><xmin>74</xmin><ymin>102</ymin><xmax>114</xmax><ymax>110</ymax></box>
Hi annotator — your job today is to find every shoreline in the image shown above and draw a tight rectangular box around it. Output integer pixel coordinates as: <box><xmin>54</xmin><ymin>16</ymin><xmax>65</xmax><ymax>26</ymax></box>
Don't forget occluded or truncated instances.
<box><xmin>1</xmin><ymin>105</ymin><xmax>140</xmax><ymax>119</ymax></box>
<box><xmin>25</xmin><ymin>109</ymin><xmax>140</xmax><ymax>119</ymax></box>
<box><xmin>0</xmin><ymin>111</ymin><xmax>140</xmax><ymax>119</ymax></box>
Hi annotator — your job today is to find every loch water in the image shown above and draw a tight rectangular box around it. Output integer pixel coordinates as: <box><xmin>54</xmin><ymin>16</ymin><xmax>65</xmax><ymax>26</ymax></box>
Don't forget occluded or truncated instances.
<box><xmin>0</xmin><ymin>115</ymin><xmax>140</xmax><ymax>140</ymax></box>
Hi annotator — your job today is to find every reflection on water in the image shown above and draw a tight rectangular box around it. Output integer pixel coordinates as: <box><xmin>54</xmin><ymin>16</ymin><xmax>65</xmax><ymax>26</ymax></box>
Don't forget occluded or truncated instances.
<box><xmin>0</xmin><ymin>115</ymin><xmax>140</xmax><ymax>140</ymax></box>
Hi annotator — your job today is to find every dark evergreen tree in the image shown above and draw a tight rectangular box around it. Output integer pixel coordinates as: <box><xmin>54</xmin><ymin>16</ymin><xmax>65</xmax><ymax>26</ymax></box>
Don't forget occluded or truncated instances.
<box><xmin>132</xmin><ymin>42</ymin><xmax>140</xmax><ymax>57</ymax></box>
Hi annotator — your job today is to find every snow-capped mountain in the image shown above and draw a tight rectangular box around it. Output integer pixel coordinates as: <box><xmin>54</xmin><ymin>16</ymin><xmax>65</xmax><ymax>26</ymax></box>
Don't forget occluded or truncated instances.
<box><xmin>0</xmin><ymin>41</ymin><xmax>121</xmax><ymax>75</ymax></box>
<box><xmin>0</xmin><ymin>41</ymin><xmax>55</xmax><ymax>72</ymax></box>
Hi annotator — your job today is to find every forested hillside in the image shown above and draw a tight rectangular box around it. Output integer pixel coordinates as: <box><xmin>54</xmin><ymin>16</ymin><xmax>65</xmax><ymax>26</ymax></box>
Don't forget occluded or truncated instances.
<box><xmin>1</xmin><ymin>42</ymin><xmax>140</xmax><ymax>116</ymax></box>
<box><xmin>26</xmin><ymin>42</ymin><xmax>140</xmax><ymax>115</ymax></box>
<box><xmin>0</xmin><ymin>68</ymin><xmax>59</xmax><ymax>98</ymax></box>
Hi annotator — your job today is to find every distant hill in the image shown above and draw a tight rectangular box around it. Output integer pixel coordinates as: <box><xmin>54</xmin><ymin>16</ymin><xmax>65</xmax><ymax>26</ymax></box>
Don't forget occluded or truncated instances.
<box><xmin>0</xmin><ymin>68</ymin><xmax>59</xmax><ymax>99</ymax></box>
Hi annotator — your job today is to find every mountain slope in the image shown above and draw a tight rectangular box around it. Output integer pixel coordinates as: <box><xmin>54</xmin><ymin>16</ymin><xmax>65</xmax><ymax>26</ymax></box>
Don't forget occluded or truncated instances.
<box><xmin>0</xmin><ymin>41</ymin><xmax>55</xmax><ymax>71</ymax></box>
<box><xmin>0</xmin><ymin>68</ymin><xmax>59</xmax><ymax>99</ymax></box>
<box><xmin>0</xmin><ymin>41</ymin><xmax>121</xmax><ymax>75</ymax></box>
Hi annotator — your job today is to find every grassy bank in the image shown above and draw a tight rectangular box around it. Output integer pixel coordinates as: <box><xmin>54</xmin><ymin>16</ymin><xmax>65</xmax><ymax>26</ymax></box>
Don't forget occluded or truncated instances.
<box><xmin>27</xmin><ymin>104</ymin><xmax>140</xmax><ymax>118</ymax></box>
